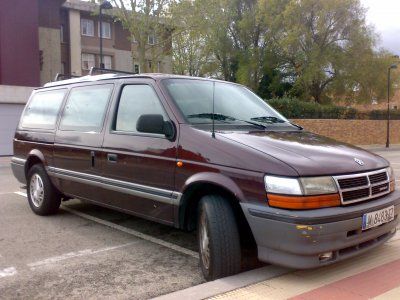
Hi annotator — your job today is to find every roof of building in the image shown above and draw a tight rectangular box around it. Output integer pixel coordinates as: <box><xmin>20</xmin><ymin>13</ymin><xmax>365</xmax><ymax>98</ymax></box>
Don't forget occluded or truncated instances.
<box><xmin>62</xmin><ymin>0</ymin><xmax>101</xmax><ymax>13</ymax></box>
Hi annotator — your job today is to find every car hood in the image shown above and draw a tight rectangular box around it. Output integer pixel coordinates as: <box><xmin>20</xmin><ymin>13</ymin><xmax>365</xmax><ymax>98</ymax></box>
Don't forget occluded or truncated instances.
<box><xmin>219</xmin><ymin>130</ymin><xmax>388</xmax><ymax>176</ymax></box>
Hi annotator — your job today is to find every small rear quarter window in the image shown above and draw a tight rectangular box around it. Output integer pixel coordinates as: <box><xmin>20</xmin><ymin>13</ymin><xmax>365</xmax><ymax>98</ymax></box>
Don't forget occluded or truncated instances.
<box><xmin>20</xmin><ymin>89</ymin><xmax>67</xmax><ymax>130</ymax></box>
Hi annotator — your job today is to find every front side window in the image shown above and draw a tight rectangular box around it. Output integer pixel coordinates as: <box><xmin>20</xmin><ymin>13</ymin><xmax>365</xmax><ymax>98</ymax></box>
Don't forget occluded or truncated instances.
<box><xmin>163</xmin><ymin>79</ymin><xmax>289</xmax><ymax>127</ymax></box>
<box><xmin>59</xmin><ymin>84</ymin><xmax>113</xmax><ymax>132</ymax></box>
<box><xmin>82</xmin><ymin>53</ymin><xmax>95</xmax><ymax>70</ymax></box>
<box><xmin>98</xmin><ymin>21</ymin><xmax>111</xmax><ymax>38</ymax></box>
<box><xmin>81</xmin><ymin>19</ymin><xmax>94</xmax><ymax>36</ymax></box>
<box><xmin>115</xmin><ymin>85</ymin><xmax>166</xmax><ymax>133</ymax></box>
<box><xmin>21</xmin><ymin>89</ymin><xmax>66</xmax><ymax>130</ymax></box>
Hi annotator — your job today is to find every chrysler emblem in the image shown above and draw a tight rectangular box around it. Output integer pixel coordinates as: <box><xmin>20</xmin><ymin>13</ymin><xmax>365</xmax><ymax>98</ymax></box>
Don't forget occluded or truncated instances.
<box><xmin>354</xmin><ymin>158</ymin><xmax>364</xmax><ymax>166</ymax></box>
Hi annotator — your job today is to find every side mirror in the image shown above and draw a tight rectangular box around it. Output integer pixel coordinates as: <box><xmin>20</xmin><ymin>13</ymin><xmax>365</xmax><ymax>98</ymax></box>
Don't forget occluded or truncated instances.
<box><xmin>136</xmin><ymin>114</ymin><xmax>175</xmax><ymax>139</ymax></box>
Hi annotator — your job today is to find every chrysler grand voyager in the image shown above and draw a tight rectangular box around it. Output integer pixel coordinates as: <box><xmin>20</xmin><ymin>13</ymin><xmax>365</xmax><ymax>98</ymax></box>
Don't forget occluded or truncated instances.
<box><xmin>11</xmin><ymin>72</ymin><xmax>400</xmax><ymax>280</ymax></box>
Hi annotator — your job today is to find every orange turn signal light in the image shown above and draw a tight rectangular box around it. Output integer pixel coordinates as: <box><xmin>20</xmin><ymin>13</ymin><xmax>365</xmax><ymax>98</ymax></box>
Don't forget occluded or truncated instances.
<box><xmin>268</xmin><ymin>193</ymin><xmax>341</xmax><ymax>210</ymax></box>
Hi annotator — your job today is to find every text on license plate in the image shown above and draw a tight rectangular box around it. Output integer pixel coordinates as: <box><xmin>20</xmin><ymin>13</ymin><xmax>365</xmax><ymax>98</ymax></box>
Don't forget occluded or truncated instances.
<box><xmin>362</xmin><ymin>205</ymin><xmax>395</xmax><ymax>231</ymax></box>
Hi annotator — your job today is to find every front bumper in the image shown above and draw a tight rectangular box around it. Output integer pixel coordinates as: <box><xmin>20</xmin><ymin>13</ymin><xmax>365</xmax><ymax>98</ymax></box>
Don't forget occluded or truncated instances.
<box><xmin>241</xmin><ymin>190</ymin><xmax>400</xmax><ymax>269</ymax></box>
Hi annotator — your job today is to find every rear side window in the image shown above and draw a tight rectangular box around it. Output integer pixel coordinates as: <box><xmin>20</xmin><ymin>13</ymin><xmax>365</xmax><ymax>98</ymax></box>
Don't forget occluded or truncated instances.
<box><xmin>114</xmin><ymin>85</ymin><xmax>167</xmax><ymax>133</ymax></box>
<box><xmin>59</xmin><ymin>84</ymin><xmax>113</xmax><ymax>132</ymax></box>
<box><xmin>20</xmin><ymin>89</ymin><xmax>66</xmax><ymax>130</ymax></box>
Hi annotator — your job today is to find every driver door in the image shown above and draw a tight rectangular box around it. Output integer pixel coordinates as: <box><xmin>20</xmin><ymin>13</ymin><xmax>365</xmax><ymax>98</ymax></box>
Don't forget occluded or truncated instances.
<box><xmin>100</xmin><ymin>80</ymin><xmax>178</xmax><ymax>225</ymax></box>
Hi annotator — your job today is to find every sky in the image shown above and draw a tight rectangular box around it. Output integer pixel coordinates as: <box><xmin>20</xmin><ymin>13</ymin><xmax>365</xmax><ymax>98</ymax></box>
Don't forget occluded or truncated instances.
<box><xmin>362</xmin><ymin>0</ymin><xmax>400</xmax><ymax>54</ymax></box>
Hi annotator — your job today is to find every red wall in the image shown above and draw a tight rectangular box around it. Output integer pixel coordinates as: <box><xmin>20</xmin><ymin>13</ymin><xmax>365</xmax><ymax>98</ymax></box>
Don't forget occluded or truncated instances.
<box><xmin>0</xmin><ymin>0</ymin><xmax>40</xmax><ymax>87</ymax></box>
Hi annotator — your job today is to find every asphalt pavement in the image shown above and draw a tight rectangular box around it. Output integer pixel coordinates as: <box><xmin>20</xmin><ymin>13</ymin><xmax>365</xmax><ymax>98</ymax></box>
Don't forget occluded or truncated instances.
<box><xmin>1</xmin><ymin>146</ymin><xmax>400</xmax><ymax>299</ymax></box>
<box><xmin>0</xmin><ymin>157</ymin><xmax>203</xmax><ymax>299</ymax></box>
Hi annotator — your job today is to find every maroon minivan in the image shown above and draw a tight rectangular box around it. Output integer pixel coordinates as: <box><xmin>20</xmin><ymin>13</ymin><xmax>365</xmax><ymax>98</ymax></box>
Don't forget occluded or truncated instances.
<box><xmin>11</xmin><ymin>72</ymin><xmax>400</xmax><ymax>280</ymax></box>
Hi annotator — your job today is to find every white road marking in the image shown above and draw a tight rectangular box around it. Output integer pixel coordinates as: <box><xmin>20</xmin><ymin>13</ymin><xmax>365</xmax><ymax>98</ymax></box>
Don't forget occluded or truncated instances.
<box><xmin>0</xmin><ymin>267</ymin><xmax>17</xmax><ymax>278</ymax></box>
<box><xmin>27</xmin><ymin>242</ymin><xmax>137</xmax><ymax>270</ymax></box>
<box><xmin>14</xmin><ymin>192</ymin><xmax>199</xmax><ymax>259</ymax></box>
<box><xmin>61</xmin><ymin>206</ymin><xmax>199</xmax><ymax>259</ymax></box>
<box><xmin>14</xmin><ymin>191</ymin><xmax>27</xmax><ymax>197</ymax></box>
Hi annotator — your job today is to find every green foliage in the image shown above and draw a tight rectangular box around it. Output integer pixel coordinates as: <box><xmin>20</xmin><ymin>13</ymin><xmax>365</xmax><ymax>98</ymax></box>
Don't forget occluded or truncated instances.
<box><xmin>171</xmin><ymin>0</ymin><xmax>397</xmax><ymax>105</ymax></box>
<box><xmin>267</xmin><ymin>97</ymin><xmax>400</xmax><ymax>120</ymax></box>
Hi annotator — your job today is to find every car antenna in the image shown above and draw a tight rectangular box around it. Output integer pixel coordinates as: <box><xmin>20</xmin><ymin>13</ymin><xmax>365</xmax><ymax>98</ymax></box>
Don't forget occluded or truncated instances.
<box><xmin>212</xmin><ymin>81</ymin><xmax>216</xmax><ymax>138</ymax></box>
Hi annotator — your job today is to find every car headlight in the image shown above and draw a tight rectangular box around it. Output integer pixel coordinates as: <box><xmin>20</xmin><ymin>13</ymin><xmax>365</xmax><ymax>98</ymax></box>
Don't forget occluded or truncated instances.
<box><xmin>264</xmin><ymin>175</ymin><xmax>340</xmax><ymax>209</ymax></box>
<box><xmin>265</xmin><ymin>175</ymin><xmax>338</xmax><ymax>195</ymax></box>
<box><xmin>300</xmin><ymin>177</ymin><xmax>338</xmax><ymax>195</ymax></box>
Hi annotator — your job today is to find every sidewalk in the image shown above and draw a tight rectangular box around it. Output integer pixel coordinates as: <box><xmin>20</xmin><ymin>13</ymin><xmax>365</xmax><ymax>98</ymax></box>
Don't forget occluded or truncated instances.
<box><xmin>209</xmin><ymin>230</ymin><xmax>400</xmax><ymax>300</ymax></box>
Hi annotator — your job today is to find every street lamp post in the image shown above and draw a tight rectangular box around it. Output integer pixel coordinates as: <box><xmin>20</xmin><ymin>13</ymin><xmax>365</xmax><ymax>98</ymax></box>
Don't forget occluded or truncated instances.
<box><xmin>99</xmin><ymin>0</ymin><xmax>113</xmax><ymax>69</ymax></box>
<box><xmin>386</xmin><ymin>64</ymin><xmax>398</xmax><ymax>148</ymax></box>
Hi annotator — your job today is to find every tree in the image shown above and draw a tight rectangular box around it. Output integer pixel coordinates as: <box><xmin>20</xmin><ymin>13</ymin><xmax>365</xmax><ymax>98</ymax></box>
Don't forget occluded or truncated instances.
<box><xmin>170</xmin><ymin>0</ymin><xmax>215</xmax><ymax>76</ymax></box>
<box><xmin>98</xmin><ymin>0</ymin><xmax>174</xmax><ymax>72</ymax></box>
<box><xmin>260</xmin><ymin>0</ymin><xmax>378</xmax><ymax>103</ymax></box>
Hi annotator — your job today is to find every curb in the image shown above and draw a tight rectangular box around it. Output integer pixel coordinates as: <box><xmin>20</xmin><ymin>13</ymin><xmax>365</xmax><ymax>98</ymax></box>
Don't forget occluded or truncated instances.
<box><xmin>152</xmin><ymin>265</ymin><xmax>291</xmax><ymax>300</ymax></box>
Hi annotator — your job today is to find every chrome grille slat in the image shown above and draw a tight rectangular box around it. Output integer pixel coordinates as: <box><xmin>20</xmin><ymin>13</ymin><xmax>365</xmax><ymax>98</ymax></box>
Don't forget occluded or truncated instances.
<box><xmin>333</xmin><ymin>169</ymin><xmax>390</xmax><ymax>205</ymax></box>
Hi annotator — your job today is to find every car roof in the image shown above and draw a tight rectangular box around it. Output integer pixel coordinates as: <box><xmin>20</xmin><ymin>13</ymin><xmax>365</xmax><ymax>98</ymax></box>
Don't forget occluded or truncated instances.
<box><xmin>40</xmin><ymin>73</ymin><xmax>228</xmax><ymax>90</ymax></box>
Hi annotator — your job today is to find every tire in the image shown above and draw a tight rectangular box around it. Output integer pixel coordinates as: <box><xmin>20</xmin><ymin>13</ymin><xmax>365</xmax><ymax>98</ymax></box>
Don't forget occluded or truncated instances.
<box><xmin>198</xmin><ymin>195</ymin><xmax>241</xmax><ymax>281</ymax></box>
<box><xmin>27</xmin><ymin>164</ymin><xmax>61</xmax><ymax>215</ymax></box>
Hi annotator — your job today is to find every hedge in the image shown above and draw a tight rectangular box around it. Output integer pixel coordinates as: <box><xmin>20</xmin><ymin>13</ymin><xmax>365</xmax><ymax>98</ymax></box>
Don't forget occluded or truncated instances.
<box><xmin>267</xmin><ymin>97</ymin><xmax>400</xmax><ymax>120</ymax></box>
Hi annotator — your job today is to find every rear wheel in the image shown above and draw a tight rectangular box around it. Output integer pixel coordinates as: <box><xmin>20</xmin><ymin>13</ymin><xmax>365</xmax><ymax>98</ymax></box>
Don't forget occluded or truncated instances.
<box><xmin>27</xmin><ymin>164</ymin><xmax>61</xmax><ymax>215</ymax></box>
<box><xmin>198</xmin><ymin>195</ymin><xmax>241</xmax><ymax>281</ymax></box>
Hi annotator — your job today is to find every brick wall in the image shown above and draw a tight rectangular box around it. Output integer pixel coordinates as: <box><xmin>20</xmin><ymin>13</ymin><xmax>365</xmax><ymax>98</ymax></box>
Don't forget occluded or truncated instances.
<box><xmin>292</xmin><ymin>119</ymin><xmax>400</xmax><ymax>145</ymax></box>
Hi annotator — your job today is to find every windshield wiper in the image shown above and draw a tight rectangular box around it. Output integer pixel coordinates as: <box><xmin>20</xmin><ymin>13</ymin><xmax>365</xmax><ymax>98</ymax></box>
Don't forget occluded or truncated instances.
<box><xmin>187</xmin><ymin>113</ymin><xmax>267</xmax><ymax>129</ymax></box>
<box><xmin>289</xmin><ymin>122</ymin><xmax>303</xmax><ymax>130</ymax></box>
<box><xmin>187</xmin><ymin>113</ymin><xmax>235</xmax><ymax>121</ymax></box>
<box><xmin>251</xmin><ymin>116</ymin><xmax>303</xmax><ymax>130</ymax></box>
<box><xmin>250</xmin><ymin>116</ymin><xmax>286</xmax><ymax>123</ymax></box>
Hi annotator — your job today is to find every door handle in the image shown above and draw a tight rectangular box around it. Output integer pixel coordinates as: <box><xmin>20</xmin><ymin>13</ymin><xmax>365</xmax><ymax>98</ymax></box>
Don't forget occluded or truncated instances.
<box><xmin>91</xmin><ymin>151</ymin><xmax>95</xmax><ymax>167</ymax></box>
<box><xmin>107</xmin><ymin>153</ymin><xmax>118</xmax><ymax>163</ymax></box>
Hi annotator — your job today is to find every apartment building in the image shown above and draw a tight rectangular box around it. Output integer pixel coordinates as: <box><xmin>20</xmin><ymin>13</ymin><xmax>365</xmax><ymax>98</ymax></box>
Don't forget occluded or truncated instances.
<box><xmin>0</xmin><ymin>0</ymin><xmax>172</xmax><ymax>155</ymax></box>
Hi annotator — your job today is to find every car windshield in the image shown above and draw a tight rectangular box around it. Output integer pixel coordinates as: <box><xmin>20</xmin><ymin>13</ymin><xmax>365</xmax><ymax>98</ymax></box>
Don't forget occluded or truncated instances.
<box><xmin>162</xmin><ymin>79</ymin><xmax>290</xmax><ymax>127</ymax></box>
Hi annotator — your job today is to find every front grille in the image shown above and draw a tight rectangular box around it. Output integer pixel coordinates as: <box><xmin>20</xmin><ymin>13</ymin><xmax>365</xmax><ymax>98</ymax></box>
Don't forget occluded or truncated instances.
<box><xmin>371</xmin><ymin>183</ymin><xmax>389</xmax><ymax>195</ymax></box>
<box><xmin>334</xmin><ymin>169</ymin><xmax>390</xmax><ymax>205</ymax></box>
<box><xmin>369</xmin><ymin>172</ymin><xmax>388</xmax><ymax>184</ymax></box>
<box><xmin>342</xmin><ymin>188</ymin><xmax>370</xmax><ymax>201</ymax></box>
<box><xmin>338</xmin><ymin>176</ymin><xmax>368</xmax><ymax>189</ymax></box>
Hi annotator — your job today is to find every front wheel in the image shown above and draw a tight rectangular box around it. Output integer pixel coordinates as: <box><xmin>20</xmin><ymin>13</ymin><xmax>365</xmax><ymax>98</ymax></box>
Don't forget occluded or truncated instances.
<box><xmin>198</xmin><ymin>195</ymin><xmax>241</xmax><ymax>281</ymax></box>
<box><xmin>27</xmin><ymin>164</ymin><xmax>61</xmax><ymax>215</ymax></box>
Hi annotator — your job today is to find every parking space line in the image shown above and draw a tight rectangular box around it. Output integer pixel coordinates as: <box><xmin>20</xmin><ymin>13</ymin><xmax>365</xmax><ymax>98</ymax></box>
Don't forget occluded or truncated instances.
<box><xmin>14</xmin><ymin>191</ymin><xmax>27</xmax><ymax>197</ymax></box>
<box><xmin>0</xmin><ymin>267</ymin><xmax>17</xmax><ymax>278</ymax></box>
<box><xmin>62</xmin><ymin>206</ymin><xmax>199</xmax><ymax>259</ymax></box>
<box><xmin>27</xmin><ymin>242</ymin><xmax>138</xmax><ymax>270</ymax></box>
<box><xmin>14</xmin><ymin>191</ymin><xmax>199</xmax><ymax>259</ymax></box>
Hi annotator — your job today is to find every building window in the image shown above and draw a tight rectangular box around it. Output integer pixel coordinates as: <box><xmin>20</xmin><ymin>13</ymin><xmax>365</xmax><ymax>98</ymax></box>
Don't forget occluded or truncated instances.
<box><xmin>98</xmin><ymin>21</ymin><xmax>111</xmax><ymax>39</ymax></box>
<box><xmin>148</xmin><ymin>34</ymin><xmax>156</xmax><ymax>45</ymax></box>
<box><xmin>134</xmin><ymin>64</ymin><xmax>140</xmax><ymax>74</ymax></box>
<box><xmin>103</xmin><ymin>55</ymin><xmax>112</xmax><ymax>69</ymax></box>
<box><xmin>81</xmin><ymin>19</ymin><xmax>94</xmax><ymax>36</ymax></box>
<box><xmin>60</xmin><ymin>24</ymin><xmax>64</xmax><ymax>43</ymax></box>
<box><xmin>82</xmin><ymin>53</ymin><xmax>95</xmax><ymax>70</ymax></box>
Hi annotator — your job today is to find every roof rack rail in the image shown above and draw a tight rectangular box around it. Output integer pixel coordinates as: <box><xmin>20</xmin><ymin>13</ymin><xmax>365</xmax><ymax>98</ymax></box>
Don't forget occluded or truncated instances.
<box><xmin>54</xmin><ymin>73</ymin><xmax>81</xmax><ymax>81</ymax></box>
<box><xmin>89</xmin><ymin>67</ymin><xmax>137</xmax><ymax>76</ymax></box>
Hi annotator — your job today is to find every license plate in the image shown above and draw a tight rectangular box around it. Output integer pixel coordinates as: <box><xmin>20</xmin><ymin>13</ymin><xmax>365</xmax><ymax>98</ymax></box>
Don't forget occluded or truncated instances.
<box><xmin>362</xmin><ymin>205</ymin><xmax>395</xmax><ymax>230</ymax></box>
